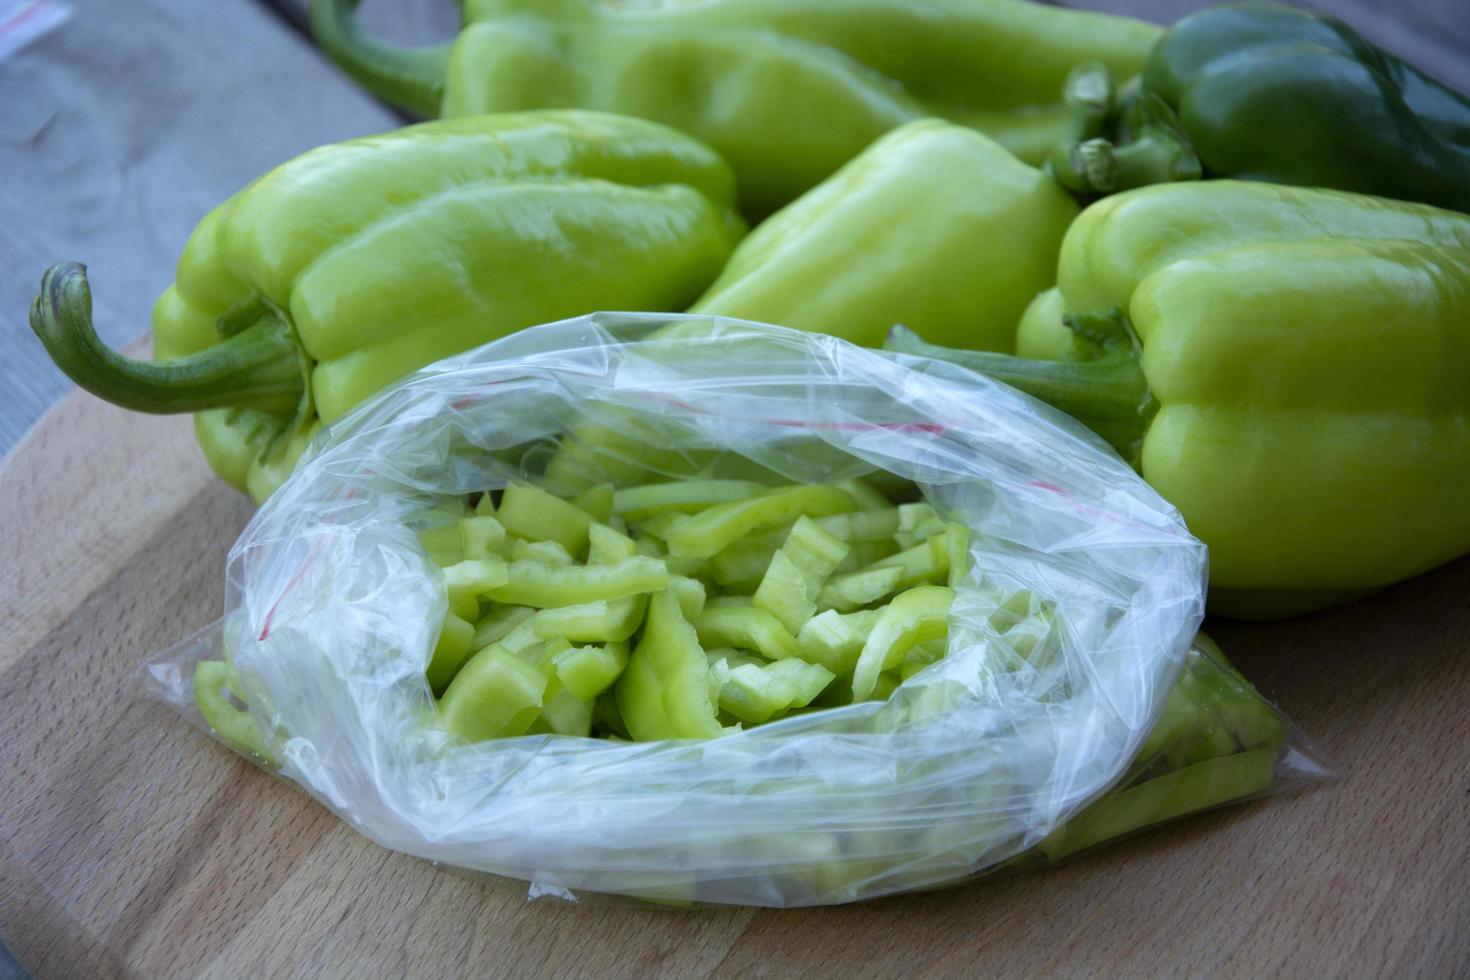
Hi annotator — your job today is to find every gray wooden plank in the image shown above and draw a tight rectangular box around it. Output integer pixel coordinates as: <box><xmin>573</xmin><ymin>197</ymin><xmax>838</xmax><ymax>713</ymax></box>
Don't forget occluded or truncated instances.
<box><xmin>0</xmin><ymin>0</ymin><xmax>400</xmax><ymax>457</ymax></box>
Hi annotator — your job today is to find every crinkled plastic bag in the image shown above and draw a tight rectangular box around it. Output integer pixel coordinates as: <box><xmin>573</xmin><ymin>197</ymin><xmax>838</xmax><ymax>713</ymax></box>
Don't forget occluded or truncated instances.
<box><xmin>143</xmin><ymin>314</ymin><xmax>1317</xmax><ymax>907</ymax></box>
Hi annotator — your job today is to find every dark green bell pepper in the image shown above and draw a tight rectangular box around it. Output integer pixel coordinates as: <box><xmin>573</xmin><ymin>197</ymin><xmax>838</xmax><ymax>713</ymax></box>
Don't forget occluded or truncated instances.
<box><xmin>1050</xmin><ymin>2</ymin><xmax>1470</xmax><ymax>214</ymax></box>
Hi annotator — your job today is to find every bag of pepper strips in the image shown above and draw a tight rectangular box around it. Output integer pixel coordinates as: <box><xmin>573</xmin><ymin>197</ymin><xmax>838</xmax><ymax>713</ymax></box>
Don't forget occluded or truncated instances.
<box><xmin>142</xmin><ymin>314</ymin><xmax>1326</xmax><ymax>907</ymax></box>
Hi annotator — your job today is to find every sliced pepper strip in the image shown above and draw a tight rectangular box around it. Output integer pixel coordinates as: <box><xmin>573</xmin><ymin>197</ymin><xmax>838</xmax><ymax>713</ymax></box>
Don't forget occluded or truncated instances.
<box><xmin>459</xmin><ymin>514</ymin><xmax>507</xmax><ymax>560</ymax></box>
<box><xmin>486</xmin><ymin>556</ymin><xmax>668</xmax><ymax>608</ymax></box>
<box><xmin>945</xmin><ymin>523</ymin><xmax>972</xmax><ymax>588</ymax></box>
<box><xmin>668</xmin><ymin>575</ymin><xmax>708</xmax><ymax>621</ymax></box>
<box><xmin>617</xmin><ymin>590</ymin><xmax>723</xmax><ymax>740</ymax></box>
<box><xmin>470</xmin><ymin>603</ymin><xmax>534</xmax><ymax>651</ymax></box>
<box><xmin>426</xmin><ymin>610</ymin><xmax>476</xmax><ymax>694</ymax></box>
<box><xmin>665</xmin><ymin>484</ymin><xmax>857</xmax><ymax>559</ymax></box>
<box><xmin>587</xmin><ymin>522</ymin><xmax>639</xmax><ymax>564</ymax></box>
<box><xmin>817</xmin><ymin>566</ymin><xmax>904</xmax><ymax>612</ymax></box>
<box><xmin>796</xmin><ymin>609</ymin><xmax>883</xmax><ymax>675</ymax></box>
<box><xmin>716</xmin><ymin>658</ymin><xmax>835</xmax><ymax>724</ymax></box>
<box><xmin>531</xmin><ymin>595</ymin><xmax>647</xmax><ymax>643</ymax></box>
<box><xmin>871</xmin><ymin>534</ymin><xmax>951</xmax><ymax>589</ymax></box>
<box><xmin>193</xmin><ymin>659</ymin><xmax>276</xmax><ymax>763</ymax></box>
<box><xmin>614</xmin><ymin>479</ymin><xmax>769</xmax><ymax>521</ymax></box>
<box><xmin>895</xmin><ymin>503</ymin><xmax>944</xmax><ymax>548</ymax></box>
<box><xmin>851</xmin><ymin>586</ymin><xmax>954</xmax><ymax>701</ymax></box>
<box><xmin>438</xmin><ymin>644</ymin><xmax>548</xmax><ymax>742</ymax></box>
<box><xmin>497</xmin><ymin>484</ymin><xmax>596</xmax><ymax>557</ymax></box>
<box><xmin>442</xmin><ymin>557</ymin><xmax>509</xmax><ymax>619</ymax></box>
<box><xmin>753</xmin><ymin>516</ymin><xmax>849</xmax><ymax>633</ymax></box>
<box><xmin>511</xmin><ymin>538</ymin><xmax>574</xmax><ymax>566</ymax></box>
<box><xmin>1040</xmin><ymin>748</ymin><xmax>1279</xmax><ymax>861</ymax></box>
<box><xmin>572</xmin><ymin>483</ymin><xmax>615</xmax><ymax>523</ymax></box>
<box><xmin>816</xmin><ymin>508</ymin><xmax>900</xmax><ymax>543</ymax></box>
<box><xmin>553</xmin><ymin>642</ymin><xmax>631</xmax><ymax>701</ymax></box>
<box><xmin>694</xmin><ymin>604</ymin><xmax>804</xmax><ymax>662</ymax></box>
<box><xmin>835</xmin><ymin>479</ymin><xmax>893</xmax><ymax>512</ymax></box>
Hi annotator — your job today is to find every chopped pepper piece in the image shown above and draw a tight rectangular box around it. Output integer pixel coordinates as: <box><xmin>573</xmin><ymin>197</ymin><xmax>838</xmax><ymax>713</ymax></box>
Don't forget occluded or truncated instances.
<box><xmin>616</xmin><ymin>590</ymin><xmax>724</xmax><ymax>740</ymax></box>
<box><xmin>715</xmin><ymin>658</ymin><xmax>835</xmax><ymax>724</ymax></box>
<box><xmin>666</xmin><ymin>484</ymin><xmax>858</xmax><ymax>559</ymax></box>
<box><xmin>486</xmin><ymin>557</ymin><xmax>668</xmax><ymax>608</ymax></box>
<box><xmin>438</xmin><ymin>644</ymin><xmax>549</xmax><ymax>741</ymax></box>
<box><xmin>193</xmin><ymin>659</ymin><xmax>276</xmax><ymax>764</ymax></box>
<box><xmin>426</xmin><ymin>610</ymin><xmax>477</xmax><ymax>694</ymax></box>
<box><xmin>553</xmin><ymin>642</ymin><xmax>631</xmax><ymax>701</ymax></box>
<box><xmin>498</xmin><ymin>484</ymin><xmax>596</xmax><ymax>557</ymax></box>
<box><xmin>851</xmin><ymin>586</ymin><xmax>954</xmax><ymax>701</ymax></box>
<box><xmin>694</xmin><ymin>604</ymin><xmax>805</xmax><ymax>663</ymax></box>
<box><xmin>753</xmin><ymin>517</ymin><xmax>850</xmax><ymax>633</ymax></box>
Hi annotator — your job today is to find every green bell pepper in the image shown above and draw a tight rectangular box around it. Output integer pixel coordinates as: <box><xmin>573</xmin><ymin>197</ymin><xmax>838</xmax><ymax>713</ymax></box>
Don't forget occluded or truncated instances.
<box><xmin>1051</xmin><ymin>2</ymin><xmax>1470</xmax><ymax>214</ymax></box>
<box><xmin>311</xmin><ymin>0</ymin><xmax>1160</xmax><ymax>216</ymax></box>
<box><xmin>29</xmin><ymin>111</ymin><xmax>743</xmax><ymax>502</ymax></box>
<box><xmin>691</xmin><ymin>119</ymin><xmax>1078</xmax><ymax>352</ymax></box>
<box><xmin>888</xmin><ymin>180</ymin><xmax>1470</xmax><ymax>619</ymax></box>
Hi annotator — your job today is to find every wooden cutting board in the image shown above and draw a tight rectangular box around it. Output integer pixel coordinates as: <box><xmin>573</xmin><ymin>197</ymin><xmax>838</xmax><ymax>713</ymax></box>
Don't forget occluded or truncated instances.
<box><xmin>2</xmin><ymin>380</ymin><xmax>1467</xmax><ymax>979</ymax></box>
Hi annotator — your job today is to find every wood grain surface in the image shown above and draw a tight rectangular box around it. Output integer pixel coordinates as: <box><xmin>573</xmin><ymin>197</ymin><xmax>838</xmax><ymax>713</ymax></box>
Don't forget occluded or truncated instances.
<box><xmin>1</xmin><ymin>386</ymin><xmax>1467</xmax><ymax>980</ymax></box>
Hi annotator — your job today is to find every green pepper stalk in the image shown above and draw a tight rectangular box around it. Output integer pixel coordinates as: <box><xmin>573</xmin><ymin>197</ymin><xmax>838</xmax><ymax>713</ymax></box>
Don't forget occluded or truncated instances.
<box><xmin>889</xmin><ymin>179</ymin><xmax>1470</xmax><ymax>619</ymax></box>
<box><xmin>31</xmin><ymin>263</ymin><xmax>310</xmax><ymax>417</ymax></box>
<box><xmin>1048</xmin><ymin>65</ymin><xmax>1202</xmax><ymax>195</ymax></box>
<box><xmin>26</xmin><ymin>111</ymin><xmax>745</xmax><ymax>502</ymax></box>
<box><xmin>891</xmin><ymin>309</ymin><xmax>1156</xmax><ymax>465</ymax></box>
<box><xmin>310</xmin><ymin>0</ymin><xmax>1162</xmax><ymax>216</ymax></box>
<box><xmin>309</xmin><ymin>0</ymin><xmax>451</xmax><ymax>118</ymax></box>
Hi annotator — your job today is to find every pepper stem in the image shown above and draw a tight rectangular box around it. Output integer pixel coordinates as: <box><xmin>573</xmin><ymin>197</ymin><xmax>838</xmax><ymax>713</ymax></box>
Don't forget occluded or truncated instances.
<box><xmin>1050</xmin><ymin>93</ymin><xmax>1202</xmax><ymax>194</ymax></box>
<box><xmin>884</xmin><ymin>323</ymin><xmax>1155</xmax><ymax>465</ymax></box>
<box><xmin>1058</xmin><ymin>61</ymin><xmax>1117</xmax><ymax>145</ymax></box>
<box><xmin>29</xmin><ymin>262</ymin><xmax>307</xmax><ymax>416</ymax></box>
<box><xmin>309</xmin><ymin>0</ymin><xmax>451</xmax><ymax>118</ymax></box>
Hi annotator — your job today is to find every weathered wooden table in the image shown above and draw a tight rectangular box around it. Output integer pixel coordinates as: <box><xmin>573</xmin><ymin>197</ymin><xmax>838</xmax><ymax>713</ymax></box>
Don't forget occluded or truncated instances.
<box><xmin>2</xmin><ymin>2</ymin><xmax>1467</xmax><ymax>978</ymax></box>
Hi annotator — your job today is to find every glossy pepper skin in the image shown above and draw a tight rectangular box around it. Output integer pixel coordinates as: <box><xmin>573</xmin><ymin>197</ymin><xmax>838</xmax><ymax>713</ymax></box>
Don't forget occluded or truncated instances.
<box><xmin>889</xmin><ymin>181</ymin><xmax>1470</xmax><ymax>620</ymax></box>
<box><xmin>29</xmin><ymin>111</ymin><xmax>744</xmax><ymax>502</ymax></box>
<box><xmin>310</xmin><ymin>0</ymin><xmax>1160</xmax><ymax>217</ymax></box>
<box><xmin>1052</xmin><ymin>2</ymin><xmax>1470</xmax><ymax>213</ymax></box>
<box><xmin>691</xmin><ymin>119</ymin><xmax>1077</xmax><ymax>352</ymax></box>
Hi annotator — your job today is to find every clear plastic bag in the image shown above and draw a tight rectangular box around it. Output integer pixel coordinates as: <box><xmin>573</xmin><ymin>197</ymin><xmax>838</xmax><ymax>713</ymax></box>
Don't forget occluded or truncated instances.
<box><xmin>142</xmin><ymin>314</ymin><xmax>1319</xmax><ymax>907</ymax></box>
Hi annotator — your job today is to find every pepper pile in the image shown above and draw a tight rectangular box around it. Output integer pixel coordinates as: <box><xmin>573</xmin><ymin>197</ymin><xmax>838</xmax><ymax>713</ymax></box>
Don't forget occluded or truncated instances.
<box><xmin>423</xmin><ymin>479</ymin><xmax>965</xmax><ymax>740</ymax></box>
<box><xmin>26</xmin><ymin>0</ymin><xmax>1470</xmax><ymax>897</ymax></box>
<box><xmin>191</xmin><ymin>468</ymin><xmax>1288</xmax><ymax>869</ymax></box>
<box><xmin>30</xmin><ymin>1</ymin><xmax>1470</xmax><ymax>619</ymax></box>
<box><xmin>311</xmin><ymin>0</ymin><xmax>1162</xmax><ymax>216</ymax></box>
